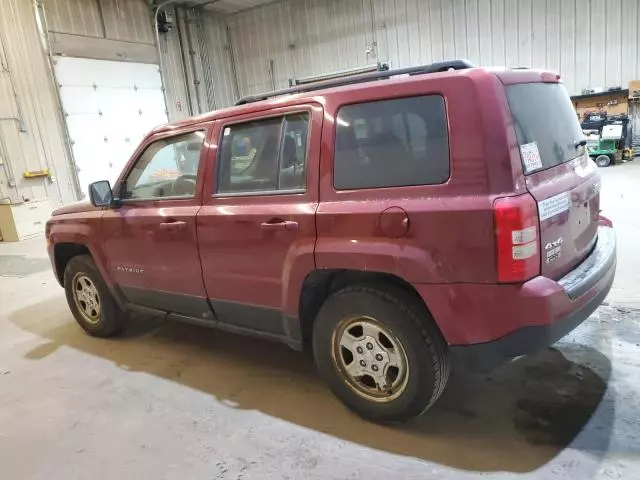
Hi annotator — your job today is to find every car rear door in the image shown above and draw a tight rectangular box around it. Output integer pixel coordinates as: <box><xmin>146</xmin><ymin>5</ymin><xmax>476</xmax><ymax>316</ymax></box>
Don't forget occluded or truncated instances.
<box><xmin>197</xmin><ymin>104</ymin><xmax>321</xmax><ymax>337</ymax></box>
<box><xmin>506</xmin><ymin>82</ymin><xmax>601</xmax><ymax>279</ymax></box>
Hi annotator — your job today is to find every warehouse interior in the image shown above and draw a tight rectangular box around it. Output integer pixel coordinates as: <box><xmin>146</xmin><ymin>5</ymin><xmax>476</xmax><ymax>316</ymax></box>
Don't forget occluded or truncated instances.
<box><xmin>2</xmin><ymin>0</ymin><xmax>640</xmax><ymax>478</ymax></box>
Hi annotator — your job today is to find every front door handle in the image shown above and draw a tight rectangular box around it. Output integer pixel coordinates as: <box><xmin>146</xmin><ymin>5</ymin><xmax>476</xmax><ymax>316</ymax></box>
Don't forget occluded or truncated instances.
<box><xmin>260</xmin><ymin>220</ymin><xmax>299</xmax><ymax>231</ymax></box>
<box><xmin>159</xmin><ymin>220</ymin><xmax>187</xmax><ymax>230</ymax></box>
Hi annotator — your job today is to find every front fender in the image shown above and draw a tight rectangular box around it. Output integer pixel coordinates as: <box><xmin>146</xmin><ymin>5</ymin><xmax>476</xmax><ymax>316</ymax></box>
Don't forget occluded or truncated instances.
<box><xmin>47</xmin><ymin>212</ymin><xmax>112</xmax><ymax>287</ymax></box>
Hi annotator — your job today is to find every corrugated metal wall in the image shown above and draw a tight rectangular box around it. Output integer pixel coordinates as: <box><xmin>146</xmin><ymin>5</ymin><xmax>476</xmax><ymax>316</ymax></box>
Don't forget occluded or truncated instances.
<box><xmin>225</xmin><ymin>0</ymin><xmax>376</xmax><ymax>98</ymax></box>
<box><xmin>159</xmin><ymin>7</ymin><xmax>192</xmax><ymax>120</ymax></box>
<box><xmin>199</xmin><ymin>11</ymin><xmax>237</xmax><ymax>109</ymax></box>
<box><xmin>159</xmin><ymin>8</ymin><xmax>238</xmax><ymax>115</ymax></box>
<box><xmin>198</xmin><ymin>0</ymin><xmax>640</xmax><ymax>106</ymax></box>
<box><xmin>0</xmin><ymin>0</ymin><xmax>76</xmax><ymax>204</ymax></box>
<box><xmin>45</xmin><ymin>0</ymin><xmax>154</xmax><ymax>44</ymax></box>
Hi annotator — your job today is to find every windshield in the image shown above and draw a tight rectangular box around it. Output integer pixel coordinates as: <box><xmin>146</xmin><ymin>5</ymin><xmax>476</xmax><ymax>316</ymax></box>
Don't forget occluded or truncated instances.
<box><xmin>507</xmin><ymin>83</ymin><xmax>584</xmax><ymax>174</ymax></box>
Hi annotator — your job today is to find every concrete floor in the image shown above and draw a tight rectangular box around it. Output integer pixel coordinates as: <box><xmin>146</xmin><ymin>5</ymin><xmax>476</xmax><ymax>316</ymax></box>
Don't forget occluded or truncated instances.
<box><xmin>1</xmin><ymin>163</ymin><xmax>640</xmax><ymax>480</ymax></box>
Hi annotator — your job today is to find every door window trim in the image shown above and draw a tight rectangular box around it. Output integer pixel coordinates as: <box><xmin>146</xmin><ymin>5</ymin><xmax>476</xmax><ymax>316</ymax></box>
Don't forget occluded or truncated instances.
<box><xmin>213</xmin><ymin>108</ymin><xmax>312</xmax><ymax>199</ymax></box>
<box><xmin>118</xmin><ymin>128</ymin><xmax>208</xmax><ymax>204</ymax></box>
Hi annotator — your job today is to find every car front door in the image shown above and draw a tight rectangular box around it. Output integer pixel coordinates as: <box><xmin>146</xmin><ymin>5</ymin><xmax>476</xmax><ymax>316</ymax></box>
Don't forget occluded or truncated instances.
<box><xmin>102</xmin><ymin>124</ymin><xmax>214</xmax><ymax>320</ymax></box>
<box><xmin>197</xmin><ymin>105</ymin><xmax>322</xmax><ymax>340</ymax></box>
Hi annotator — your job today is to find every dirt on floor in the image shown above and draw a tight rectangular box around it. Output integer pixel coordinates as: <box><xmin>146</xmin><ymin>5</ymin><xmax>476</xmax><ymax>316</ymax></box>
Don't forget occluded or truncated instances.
<box><xmin>1</xmin><ymin>162</ymin><xmax>640</xmax><ymax>480</ymax></box>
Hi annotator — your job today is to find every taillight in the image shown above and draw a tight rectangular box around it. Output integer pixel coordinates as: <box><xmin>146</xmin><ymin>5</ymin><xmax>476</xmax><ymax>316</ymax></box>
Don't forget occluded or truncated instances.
<box><xmin>45</xmin><ymin>221</ymin><xmax>52</xmax><ymax>247</ymax></box>
<box><xmin>493</xmin><ymin>194</ymin><xmax>540</xmax><ymax>283</ymax></box>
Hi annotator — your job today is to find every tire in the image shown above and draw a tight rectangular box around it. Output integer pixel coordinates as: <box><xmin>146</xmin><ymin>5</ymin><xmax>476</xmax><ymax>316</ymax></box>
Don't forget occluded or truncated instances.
<box><xmin>312</xmin><ymin>284</ymin><xmax>450</xmax><ymax>423</ymax></box>
<box><xmin>595</xmin><ymin>154</ymin><xmax>612</xmax><ymax>167</ymax></box>
<box><xmin>64</xmin><ymin>254</ymin><xmax>125</xmax><ymax>337</ymax></box>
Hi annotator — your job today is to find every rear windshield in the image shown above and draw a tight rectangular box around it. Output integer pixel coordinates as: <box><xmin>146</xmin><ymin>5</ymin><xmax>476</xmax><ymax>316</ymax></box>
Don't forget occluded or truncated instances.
<box><xmin>507</xmin><ymin>83</ymin><xmax>584</xmax><ymax>174</ymax></box>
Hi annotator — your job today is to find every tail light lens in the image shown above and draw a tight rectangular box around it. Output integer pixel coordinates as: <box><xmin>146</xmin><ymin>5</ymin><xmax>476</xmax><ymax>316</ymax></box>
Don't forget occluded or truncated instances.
<box><xmin>493</xmin><ymin>194</ymin><xmax>540</xmax><ymax>283</ymax></box>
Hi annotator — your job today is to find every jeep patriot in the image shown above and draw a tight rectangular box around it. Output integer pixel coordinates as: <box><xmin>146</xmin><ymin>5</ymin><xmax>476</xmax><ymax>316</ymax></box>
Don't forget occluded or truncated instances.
<box><xmin>46</xmin><ymin>60</ymin><xmax>616</xmax><ymax>423</ymax></box>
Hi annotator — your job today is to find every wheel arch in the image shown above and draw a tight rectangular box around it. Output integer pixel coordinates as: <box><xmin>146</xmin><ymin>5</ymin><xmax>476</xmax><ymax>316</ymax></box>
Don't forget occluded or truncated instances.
<box><xmin>53</xmin><ymin>243</ymin><xmax>91</xmax><ymax>285</ymax></box>
<box><xmin>298</xmin><ymin>269</ymin><xmax>442</xmax><ymax>347</ymax></box>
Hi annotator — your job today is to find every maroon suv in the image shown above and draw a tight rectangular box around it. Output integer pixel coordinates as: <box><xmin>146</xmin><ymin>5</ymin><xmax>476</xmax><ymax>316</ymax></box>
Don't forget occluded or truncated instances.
<box><xmin>46</xmin><ymin>60</ymin><xmax>616</xmax><ymax>423</ymax></box>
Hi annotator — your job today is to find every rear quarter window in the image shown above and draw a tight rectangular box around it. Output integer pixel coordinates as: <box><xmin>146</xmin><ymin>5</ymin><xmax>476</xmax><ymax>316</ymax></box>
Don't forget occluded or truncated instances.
<box><xmin>333</xmin><ymin>95</ymin><xmax>450</xmax><ymax>190</ymax></box>
<box><xmin>507</xmin><ymin>83</ymin><xmax>584</xmax><ymax>174</ymax></box>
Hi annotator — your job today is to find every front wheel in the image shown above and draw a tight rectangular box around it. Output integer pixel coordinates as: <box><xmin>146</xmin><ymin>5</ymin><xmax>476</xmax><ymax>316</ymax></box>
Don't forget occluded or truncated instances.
<box><xmin>312</xmin><ymin>285</ymin><xmax>450</xmax><ymax>423</ymax></box>
<box><xmin>595</xmin><ymin>154</ymin><xmax>612</xmax><ymax>167</ymax></box>
<box><xmin>64</xmin><ymin>254</ymin><xmax>126</xmax><ymax>337</ymax></box>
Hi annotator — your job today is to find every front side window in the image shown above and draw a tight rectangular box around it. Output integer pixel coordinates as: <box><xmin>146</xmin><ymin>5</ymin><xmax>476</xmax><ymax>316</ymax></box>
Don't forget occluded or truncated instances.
<box><xmin>334</xmin><ymin>95</ymin><xmax>449</xmax><ymax>190</ymax></box>
<box><xmin>217</xmin><ymin>113</ymin><xmax>309</xmax><ymax>195</ymax></box>
<box><xmin>123</xmin><ymin>131</ymin><xmax>205</xmax><ymax>200</ymax></box>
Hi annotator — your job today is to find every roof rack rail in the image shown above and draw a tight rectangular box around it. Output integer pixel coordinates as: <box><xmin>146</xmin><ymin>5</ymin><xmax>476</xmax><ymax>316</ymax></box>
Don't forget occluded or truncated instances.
<box><xmin>235</xmin><ymin>59</ymin><xmax>476</xmax><ymax>105</ymax></box>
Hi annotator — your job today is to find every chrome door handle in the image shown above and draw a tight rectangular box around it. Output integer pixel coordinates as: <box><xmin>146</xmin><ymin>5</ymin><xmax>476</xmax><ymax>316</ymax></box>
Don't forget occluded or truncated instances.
<box><xmin>159</xmin><ymin>220</ymin><xmax>187</xmax><ymax>230</ymax></box>
<box><xmin>260</xmin><ymin>220</ymin><xmax>299</xmax><ymax>231</ymax></box>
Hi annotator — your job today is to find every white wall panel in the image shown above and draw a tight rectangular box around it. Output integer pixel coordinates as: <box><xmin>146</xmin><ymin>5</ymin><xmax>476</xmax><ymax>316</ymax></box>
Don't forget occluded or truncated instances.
<box><xmin>465</xmin><ymin>0</ymin><xmax>480</xmax><ymax>64</ymax></box>
<box><xmin>101</xmin><ymin>0</ymin><xmax>154</xmax><ymax>44</ymax></box>
<box><xmin>589</xmin><ymin>0</ymin><xmax>607</xmax><ymax>89</ymax></box>
<box><xmin>198</xmin><ymin>0</ymin><xmax>640</xmax><ymax>106</ymax></box>
<box><xmin>504</xmin><ymin>0</ymin><xmax>518</xmax><ymax>67</ymax></box>
<box><xmin>559</xmin><ymin>0</ymin><xmax>576</xmax><ymax>92</ymax></box>
<box><xmin>531</xmin><ymin>0</ymin><xmax>547</xmax><ymax>72</ymax></box>
<box><xmin>158</xmin><ymin>8</ymin><xmax>191</xmax><ymax>120</ymax></box>
<box><xmin>0</xmin><ymin>0</ymin><xmax>76</xmax><ymax>205</ymax></box>
<box><xmin>45</xmin><ymin>0</ymin><xmax>154</xmax><ymax>44</ymax></box>
<box><xmin>44</xmin><ymin>0</ymin><xmax>104</xmax><ymax>37</ymax></box>
<box><xmin>605</xmin><ymin>0</ymin><xmax>622</xmax><ymax>89</ymax></box>
<box><xmin>428</xmin><ymin>0</ymin><xmax>444</xmax><ymax>62</ymax></box>
<box><xmin>621</xmin><ymin>0</ymin><xmax>639</xmax><ymax>90</ymax></box>
<box><xmin>225</xmin><ymin>0</ymin><xmax>376</xmax><ymax>98</ymax></box>
<box><xmin>575</xmin><ymin>0</ymin><xmax>591</xmax><ymax>92</ymax></box>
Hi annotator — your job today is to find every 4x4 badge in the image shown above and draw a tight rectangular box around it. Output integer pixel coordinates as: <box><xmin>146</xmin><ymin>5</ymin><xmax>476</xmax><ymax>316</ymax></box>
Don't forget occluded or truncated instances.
<box><xmin>545</xmin><ymin>238</ymin><xmax>564</xmax><ymax>250</ymax></box>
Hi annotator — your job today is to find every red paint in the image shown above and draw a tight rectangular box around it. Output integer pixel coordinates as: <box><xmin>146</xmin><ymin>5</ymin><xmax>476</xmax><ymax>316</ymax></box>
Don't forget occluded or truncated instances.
<box><xmin>379</xmin><ymin>207</ymin><xmax>409</xmax><ymax>239</ymax></box>
<box><xmin>46</xmin><ymin>66</ymin><xmax>614</xmax><ymax>349</ymax></box>
<box><xmin>525</xmin><ymin>155</ymin><xmax>601</xmax><ymax>279</ymax></box>
<box><xmin>415</xmin><ymin>252</ymin><xmax>615</xmax><ymax>345</ymax></box>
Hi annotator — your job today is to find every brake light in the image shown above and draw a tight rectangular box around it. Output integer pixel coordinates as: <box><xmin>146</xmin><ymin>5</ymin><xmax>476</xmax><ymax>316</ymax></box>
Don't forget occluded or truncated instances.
<box><xmin>493</xmin><ymin>194</ymin><xmax>540</xmax><ymax>283</ymax></box>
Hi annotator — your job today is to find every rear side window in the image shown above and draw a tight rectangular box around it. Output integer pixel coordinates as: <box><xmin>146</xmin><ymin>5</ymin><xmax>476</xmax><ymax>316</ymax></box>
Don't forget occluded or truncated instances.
<box><xmin>334</xmin><ymin>95</ymin><xmax>449</xmax><ymax>190</ymax></box>
<box><xmin>216</xmin><ymin>113</ymin><xmax>309</xmax><ymax>195</ymax></box>
<box><xmin>507</xmin><ymin>83</ymin><xmax>584</xmax><ymax>174</ymax></box>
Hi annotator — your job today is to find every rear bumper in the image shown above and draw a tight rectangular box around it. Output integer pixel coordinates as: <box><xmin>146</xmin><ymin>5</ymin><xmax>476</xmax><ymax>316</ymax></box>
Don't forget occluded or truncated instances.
<box><xmin>415</xmin><ymin>226</ymin><xmax>616</xmax><ymax>371</ymax></box>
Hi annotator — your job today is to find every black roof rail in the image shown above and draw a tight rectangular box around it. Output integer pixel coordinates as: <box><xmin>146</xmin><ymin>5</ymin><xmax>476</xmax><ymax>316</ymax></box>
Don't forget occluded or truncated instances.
<box><xmin>235</xmin><ymin>59</ymin><xmax>476</xmax><ymax>106</ymax></box>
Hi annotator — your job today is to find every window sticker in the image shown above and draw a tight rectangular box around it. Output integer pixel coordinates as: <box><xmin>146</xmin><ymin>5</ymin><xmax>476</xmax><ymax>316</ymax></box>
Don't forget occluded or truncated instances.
<box><xmin>520</xmin><ymin>142</ymin><xmax>543</xmax><ymax>173</ymax></box>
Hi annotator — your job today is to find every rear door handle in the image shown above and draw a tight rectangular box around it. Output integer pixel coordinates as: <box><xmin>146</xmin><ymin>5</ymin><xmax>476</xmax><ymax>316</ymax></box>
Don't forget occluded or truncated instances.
<box><xmin>260</xmin><ymin>220</ymin><xmax>299</xmax><ymax>231</ymax></box>
<box><xmin>159</xmin><ymin>220</ymin><xmax>187</xmax><ymax>230</ymax></box>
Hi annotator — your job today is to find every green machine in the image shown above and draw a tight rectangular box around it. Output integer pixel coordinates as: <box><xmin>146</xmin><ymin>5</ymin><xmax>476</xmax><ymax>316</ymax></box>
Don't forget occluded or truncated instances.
<box><xmin>585</xmin><ymin>133</ymin><xmax>619</xmax><ymax>167</ymax></box>
<box><xmin>582</xmin><ymin>113</ymin><xmax>633</xmax><ymax>167</ymax></box>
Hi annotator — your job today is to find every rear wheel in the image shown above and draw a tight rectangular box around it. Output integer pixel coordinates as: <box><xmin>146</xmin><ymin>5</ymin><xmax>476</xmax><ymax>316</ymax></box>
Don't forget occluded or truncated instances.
<box><xmin>595</xmin><ymin>154</ymin><xmax>612</xmax><ymax>167</ymax></box>
<box><xmin>64</xmin><ymin>254</ymin><xmax>126</xmax><ymax>337</ymax></box>
<box><xmin>312</xmin><ymin>284</ymin><xmax>450</xmax><ymax>423</ymax></box>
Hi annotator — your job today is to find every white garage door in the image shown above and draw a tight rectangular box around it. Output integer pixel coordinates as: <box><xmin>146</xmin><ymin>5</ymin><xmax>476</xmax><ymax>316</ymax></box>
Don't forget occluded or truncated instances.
<box><xmin>54</xmin><ymin>57</ymin><xmax>168</xmax><ymax>199</ymax></box>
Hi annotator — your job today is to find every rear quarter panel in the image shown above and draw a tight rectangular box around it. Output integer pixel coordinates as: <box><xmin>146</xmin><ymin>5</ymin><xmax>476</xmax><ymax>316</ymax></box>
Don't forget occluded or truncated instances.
<box><xmin>316</xmin><ymin>69</ymin><xmax>520</xmax><ymax>283</ymax></box>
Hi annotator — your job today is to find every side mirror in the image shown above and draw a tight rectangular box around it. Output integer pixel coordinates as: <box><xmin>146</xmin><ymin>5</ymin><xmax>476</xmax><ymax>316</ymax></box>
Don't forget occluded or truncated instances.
<box><xmin>88</xmin><ymin>180</ymin><xmax>113</xmax><ymax>207</ymax></box>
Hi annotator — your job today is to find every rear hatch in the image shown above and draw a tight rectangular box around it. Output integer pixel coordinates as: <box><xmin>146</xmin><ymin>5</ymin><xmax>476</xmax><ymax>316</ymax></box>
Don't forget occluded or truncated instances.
<box><xmin>506</xmin><ymin>82</ymin><xmax>600</xmax><ymax>279</ymax></box>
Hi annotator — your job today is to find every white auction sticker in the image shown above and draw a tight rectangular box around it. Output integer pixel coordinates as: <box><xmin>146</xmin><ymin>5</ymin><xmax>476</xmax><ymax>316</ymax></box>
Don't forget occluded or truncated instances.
<box><xmin>520</xmin><ymin>142</ymin><xmax>543</xmax><ymax>173</ymax></box>
<box><xmin>538</xmin><ymin>191</ymin><xmax>570</xmax><ymax>221</ymax></box>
